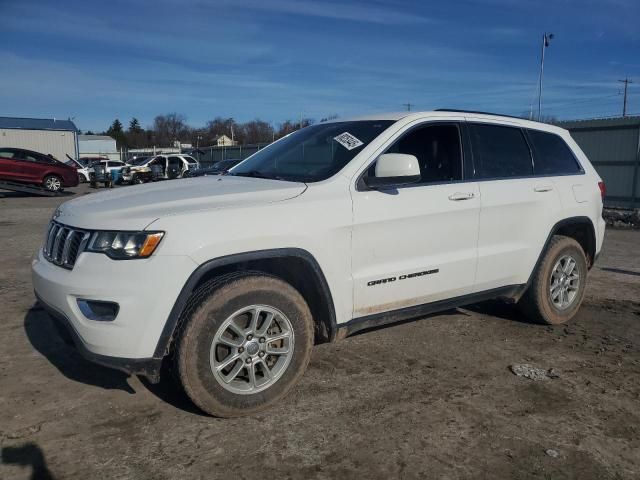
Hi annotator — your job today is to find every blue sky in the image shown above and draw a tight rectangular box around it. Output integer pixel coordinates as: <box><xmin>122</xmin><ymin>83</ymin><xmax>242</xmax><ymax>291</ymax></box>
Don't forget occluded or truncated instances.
<box><xmin>2</xmin><ymin>0</ymin><xmax>639</xmax><ymax>131</ymax></box>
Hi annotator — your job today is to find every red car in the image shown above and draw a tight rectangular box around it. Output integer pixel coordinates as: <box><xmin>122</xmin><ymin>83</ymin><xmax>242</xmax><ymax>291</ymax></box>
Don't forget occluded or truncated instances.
<box><xmin>0</xmin><ymin>148</ymin><xmax>79</xmax><ymax>191</ymax></box>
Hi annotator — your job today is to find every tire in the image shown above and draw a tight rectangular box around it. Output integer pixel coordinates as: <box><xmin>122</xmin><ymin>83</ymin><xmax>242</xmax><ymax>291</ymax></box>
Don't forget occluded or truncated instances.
<box><xmin>519</xmin><ymin>235</ymin><xmax>588</xmax><ymax>325</ymax></box>
<box><xmin>175</xmin><ymin>273</ymin><xmax>314</xmax><ymax>417</ymax></box>
<box><xmin>43</xmin><ymin>175</ymin><xmax>63</xmax><ymax>192</ymax></box>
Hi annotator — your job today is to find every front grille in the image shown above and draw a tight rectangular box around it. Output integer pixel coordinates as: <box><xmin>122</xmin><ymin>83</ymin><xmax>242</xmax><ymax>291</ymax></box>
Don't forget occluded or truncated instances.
<box><xmin>43</xmin><ymin>222</ymin><xmax>91</xmax><ymax>269</ymax></box>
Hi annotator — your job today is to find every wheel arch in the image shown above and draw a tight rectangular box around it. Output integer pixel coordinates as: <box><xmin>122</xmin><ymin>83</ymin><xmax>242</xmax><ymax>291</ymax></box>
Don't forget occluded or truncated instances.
<box><xmin>153</xmin><ymin>248</ymin><xmax>338</xmax><ymax>359</ymax></box>
<box><xmin>43</xmin><ymin>171</ymin><xmax>63</xmax><ymax>181</ymax></box>
<box><xmin>527</xmin><ymin>216</ymin><xmax>597</xmax><ymax>287</ymax></box>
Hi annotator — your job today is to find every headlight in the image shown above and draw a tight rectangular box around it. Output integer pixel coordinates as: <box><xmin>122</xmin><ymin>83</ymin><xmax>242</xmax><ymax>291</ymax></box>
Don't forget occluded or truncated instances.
<box><xmin>87</xmin><ymin>231</ymin><xmax>164</xmax><ymax>259</ymax></box>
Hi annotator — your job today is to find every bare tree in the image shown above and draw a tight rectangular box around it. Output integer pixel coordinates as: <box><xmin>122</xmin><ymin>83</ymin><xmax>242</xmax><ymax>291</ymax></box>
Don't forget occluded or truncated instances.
<box><xmin>153</xmin><ymin>113</ymin><xmax>190</xmax><ymax>146</ymax></box>
<box><xmin>241</xmin><ymin>120</ymin><xmax>275</xmax><ymax>144</ymax></box>
<box><xmin>205</xmin><ymin>117</ymin><xmax>238</xmax><ymax>144</ymax></box>
<box><xmin>277</xmin><ymin>118</ymin><xmax>313</xmax><ymax>138</ymax></box>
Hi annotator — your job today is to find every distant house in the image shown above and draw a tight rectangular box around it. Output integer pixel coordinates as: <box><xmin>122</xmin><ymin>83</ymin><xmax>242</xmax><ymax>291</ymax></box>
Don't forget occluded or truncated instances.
<box><xmin>215</xmin><ymin>134</ymin><xmax>237</xmax><ymax>147</ymax></box>
<box><xmin>0</xmin><ymin>116</ymin><xmax>78</xmax><ymax>161</ymax></box>
<box><xmin>78</xmin><ymin>134</ymin><xmax>119</xmax><ymax>160</ymax></box>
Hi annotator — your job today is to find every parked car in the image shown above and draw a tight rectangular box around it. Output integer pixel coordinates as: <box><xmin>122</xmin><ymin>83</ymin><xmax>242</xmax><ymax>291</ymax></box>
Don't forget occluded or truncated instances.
<box><xmin>0</xmin><ymin>148</ymin><xmax>79</xmax><ymax>191</ymax></box>
<box><xmin>185</xmin><ymin>159</ymin><xmax>242</xmax><ymax>177</ymax></box>
<box><xmin>32</xmin><ymin>110</ymin><xmax>605</xmax><ymax>417</ymax></box>
<box><xmin>87</xmin><ymin>159</ymin><xmax>128</xmax><ymax>175</ymax></box>
<box><xmin>87</xmin><ymin>160</ymin><xmax>129</xmax><ymax>185</ymax></box>
<box><xmin>64</xmin><ymin>156</ymin><xmax>90</xmax><ymax>183</ymax></box>
<box><xmin>79</xmin><ymin>156</ymin><xmax>108</xmax><ymax>168</ymax></box>
<box><xmin>122</xmin><ymin>154</ymin><xmax>199</xmax><ymax>183</ymax></box>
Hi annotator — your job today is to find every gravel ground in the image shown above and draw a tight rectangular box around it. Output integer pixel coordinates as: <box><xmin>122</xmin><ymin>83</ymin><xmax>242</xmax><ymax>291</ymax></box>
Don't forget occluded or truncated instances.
<box><xmin>1</xmin><ymin>184</ymin><xmax>639</xmax><ymax>479</ymax></box>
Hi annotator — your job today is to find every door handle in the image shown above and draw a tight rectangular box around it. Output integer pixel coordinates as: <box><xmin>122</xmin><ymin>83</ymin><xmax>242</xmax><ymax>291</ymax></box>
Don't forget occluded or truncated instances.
<box><xmin>534</xmin><ymin>185</ymin><xmax>554</xmax><ymax>192</ymax></box>
<box><xmin>448</xmin><ymin>192</ymin><xmax>475</xmax><ymax>201</ymax></box>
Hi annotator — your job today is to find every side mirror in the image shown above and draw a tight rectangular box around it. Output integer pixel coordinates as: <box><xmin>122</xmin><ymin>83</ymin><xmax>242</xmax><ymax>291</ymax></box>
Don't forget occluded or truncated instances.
<box><xmin>363</xmin><ymin>153</ymin><xmax>421</xmax><ymax>189</ymax></box>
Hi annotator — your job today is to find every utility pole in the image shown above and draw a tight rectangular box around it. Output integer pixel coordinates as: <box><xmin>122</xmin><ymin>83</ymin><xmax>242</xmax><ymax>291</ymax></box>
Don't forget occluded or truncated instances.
<box><xmin>402</xmin><ymin>102</ymin><xmax>413</xmax><ymax>111</ymax></box>
<box><xmin>537</xmin><ymin>32</ymin><xmax>554</xmax><ymax>121</ymax></box>
<box><xmin>618</xmin><ymin>78</ymin><xmax>633</xmax><ymax>117</ymax></box>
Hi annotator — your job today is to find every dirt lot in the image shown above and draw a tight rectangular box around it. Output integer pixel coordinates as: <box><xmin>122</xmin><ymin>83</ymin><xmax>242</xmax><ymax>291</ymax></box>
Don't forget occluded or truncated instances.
<box><xmin>1</xmin><ymin>184</ymin><xmax>639</xmax><ymax>479</ymax></box>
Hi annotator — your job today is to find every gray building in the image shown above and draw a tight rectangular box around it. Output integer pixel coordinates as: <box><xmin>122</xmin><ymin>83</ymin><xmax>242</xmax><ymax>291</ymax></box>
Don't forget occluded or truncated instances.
<box><xmin>558</xmin><ymin>116</ymin><xmax>640</xmax><ymax>209</ymax></box>
<box><xmin>0</xmin><ymin>116</ymin><xmax>78</xmax><ymax>161</ymax></box>
<box><xmin>78</xmin><ymin>134</ymin><xmax>119</xmax><ymax>160</ymax></box>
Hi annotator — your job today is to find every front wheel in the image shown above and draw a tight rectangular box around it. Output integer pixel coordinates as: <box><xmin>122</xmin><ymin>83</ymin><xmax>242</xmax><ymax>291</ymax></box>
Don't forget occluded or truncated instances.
<box><xmin>519</xmin><ymin>235</ymin><xmax>588</xmax><ymax>325</ymax></box>
<box><xmin>175</xmin><ymin>273</ymin><xmax>314</xmax><ymax>417</ymax></box>
<box><xmin>43</xmin><ymin>175</ymin><xmax>63</xmax><ymax>192</ymax></box>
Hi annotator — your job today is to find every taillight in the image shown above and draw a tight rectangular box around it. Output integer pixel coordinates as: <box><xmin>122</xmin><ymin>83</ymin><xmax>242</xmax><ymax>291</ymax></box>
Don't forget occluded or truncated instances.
<box><xmin>598</xmin><ymin>181</ymin><xmax>606</xmax><ymax>202</ymax></box>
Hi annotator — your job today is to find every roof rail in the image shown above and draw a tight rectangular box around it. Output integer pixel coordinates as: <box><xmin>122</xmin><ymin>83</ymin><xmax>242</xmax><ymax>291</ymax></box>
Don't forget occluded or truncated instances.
<box><xmin>434</xmin><ymin>109</ymin><xmax>525</xmax><ymax>120</ymax></box>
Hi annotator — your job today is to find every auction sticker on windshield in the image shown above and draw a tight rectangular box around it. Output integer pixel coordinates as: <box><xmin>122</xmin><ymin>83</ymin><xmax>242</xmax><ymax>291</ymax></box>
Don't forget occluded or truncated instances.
<box><xmin>334</xmin><ymin>132</ymin><xmax>364</xmax><ymax>150</ymax></box>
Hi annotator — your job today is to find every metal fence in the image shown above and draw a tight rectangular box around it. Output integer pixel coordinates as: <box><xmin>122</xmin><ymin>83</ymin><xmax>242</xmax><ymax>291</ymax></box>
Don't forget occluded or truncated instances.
<box><xmin>558</xmin><ymin>116</ymin><xmax>640</xmax><ymax>209</ymax></box>
<box><xmin>195</xmin><ymin>143</ymin><xmax>269</xmax><ymax>167</ymax></box>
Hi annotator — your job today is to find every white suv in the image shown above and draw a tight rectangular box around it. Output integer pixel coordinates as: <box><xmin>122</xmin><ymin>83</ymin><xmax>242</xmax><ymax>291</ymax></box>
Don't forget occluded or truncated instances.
<box><xmin>32</xmin><ymin>110</ymin><xmax>605</xmax><ymax>417</ymax></box>
<box><xmin>122</xmin><ymin>154</ymin><xmax>199</xmax><ymax>183</ymax></box>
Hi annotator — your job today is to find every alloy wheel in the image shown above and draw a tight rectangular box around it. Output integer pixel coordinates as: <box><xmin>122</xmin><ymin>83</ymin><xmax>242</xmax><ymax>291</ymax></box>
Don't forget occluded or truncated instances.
<box><xmin>209</xmin><ymin>305</ymin><xmax>295</xmax><ymax>395</ymax></box>
<box><xmin>549</xmin><ymin>254</ymin><xmax>580</xmax><ymax>310</ymax></box>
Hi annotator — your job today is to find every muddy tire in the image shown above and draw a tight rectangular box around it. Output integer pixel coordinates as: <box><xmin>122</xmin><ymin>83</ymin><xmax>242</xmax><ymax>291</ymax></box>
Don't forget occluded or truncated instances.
<box><xmin>174</xmin><ymin>273</ymin><xmax>314</xmax><ymax>417</ymax></box>
<box><xmin>43</xmin><ymin>175</ymin><xmax>63</xmax><ymax>192</ymax></box>
<box><xmin>519</xmin><ymin>235</ymin><xmax>588</xmax><ymax>325</ymax></box>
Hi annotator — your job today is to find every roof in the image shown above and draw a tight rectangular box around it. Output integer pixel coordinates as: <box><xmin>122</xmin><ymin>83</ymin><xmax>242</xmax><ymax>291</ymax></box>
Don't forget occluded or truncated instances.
<box><xmin>78</xmin><ymin>135</ymin><xmax>116</xmax><ymax>141</ymax></box>
<box><xmin>0</xmin><ymin>116</ymin><xmax>77</xmax><ymax>132</ymax></box>
<box><xmin>338</xmin><ymin>111</ymin><xmax>409</xmax><ymax>121</ymax></box>
<box><xmin>335</xmin><ymin>110</ymin><xmax>565</xmax><ymax>132</ymax></box>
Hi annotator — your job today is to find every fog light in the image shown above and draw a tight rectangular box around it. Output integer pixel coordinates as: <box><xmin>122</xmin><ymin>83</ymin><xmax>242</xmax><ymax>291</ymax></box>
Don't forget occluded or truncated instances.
<box><xmin>77</xmin><ymin>299</ymin><xmax>119</xmax><ymax>322</ymax></box>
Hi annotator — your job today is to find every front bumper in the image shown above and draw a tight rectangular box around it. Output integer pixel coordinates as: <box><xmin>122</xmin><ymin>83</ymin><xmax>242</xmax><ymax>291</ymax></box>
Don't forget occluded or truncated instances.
<box><xmin>31</xmin><ymin>247</ymin><xmax>198</xmax><ymax>372</ymax></box>
<box><xmin>36</xmin><ymin>292</ymin><xmax>163</xmax><ymax>381</ymax></box>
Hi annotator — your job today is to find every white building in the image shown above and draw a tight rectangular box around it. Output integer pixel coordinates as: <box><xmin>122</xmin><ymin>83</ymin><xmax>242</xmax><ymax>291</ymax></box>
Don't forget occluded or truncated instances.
<box><xmin>215</xmin><ymin>134</ymin><xmax>237</xmax><ymax>147</ymax></box>
<box><xmin>78</xmin><ymin>134</ymin><xmax>119</xmax><ymax>160</ymax></box>
<box><xmin>0</xmin><ymin>116</ymin><xmax>78</xmax><ymax>161</ymax></box>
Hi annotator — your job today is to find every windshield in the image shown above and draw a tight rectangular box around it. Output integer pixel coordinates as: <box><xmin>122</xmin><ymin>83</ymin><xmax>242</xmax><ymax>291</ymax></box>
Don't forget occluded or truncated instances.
<box><xmin>229</xmin><ymin>120</ymin><xmax>393</xmax><ymax>182</ymax></box>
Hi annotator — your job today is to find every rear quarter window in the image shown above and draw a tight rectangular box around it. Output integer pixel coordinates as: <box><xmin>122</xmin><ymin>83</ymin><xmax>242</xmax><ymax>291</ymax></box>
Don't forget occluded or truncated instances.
<box><xmin>527</xmin><ymin>129</ymin><xmax>583</xmax><ymax>175</ymax></box>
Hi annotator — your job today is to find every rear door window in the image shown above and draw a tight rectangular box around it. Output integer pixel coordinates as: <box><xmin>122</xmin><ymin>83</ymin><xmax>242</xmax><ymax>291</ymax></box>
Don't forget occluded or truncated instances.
<box><xmin>527</xmin><ymin>129</ymin><xmax>583</xmax><ymax>175</ymax></box>
<box><xmin>468</xmin><ymin>124</ymin><xmax>533</xmax><ymax>179</ymax></box>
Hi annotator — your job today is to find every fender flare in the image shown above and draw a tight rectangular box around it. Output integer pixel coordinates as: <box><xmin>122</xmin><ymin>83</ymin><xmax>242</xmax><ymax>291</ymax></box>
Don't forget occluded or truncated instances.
<box><xmin>526</xmin><ymin>216</ymin><xmax>597</xmax><ymax>288</ymax></box>
<box><xmin>153</xmin><ymin>248</ymin><xmax>338</xmax><ymax>358</ymax></box>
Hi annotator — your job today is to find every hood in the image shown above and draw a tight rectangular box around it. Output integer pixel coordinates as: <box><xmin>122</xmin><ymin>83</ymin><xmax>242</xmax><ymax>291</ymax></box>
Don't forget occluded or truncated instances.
<box><xmin>55</xmin><ymin>176</ymin><xmax>307</xmax><ymax>230</ymax></box>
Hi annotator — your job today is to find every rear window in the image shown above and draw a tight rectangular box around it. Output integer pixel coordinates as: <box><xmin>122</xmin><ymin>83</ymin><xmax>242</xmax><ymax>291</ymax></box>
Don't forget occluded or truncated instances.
<box><xmin>184</xmin><ymin>156</ymin><xmax>198</xmax><ymax>164</ymax></box>
<box><xmin>468</xmin><ymin>124</ymin><xmax>533</xmax><ymax>179</ymax></box>
<box><xmin>527</xmin><ymin>130</ymin><xmax>583</xmax><ymax>175</ymax></box>
<box><xmin>0</xmin><ymin>150</ymin><xmax>16</xmax><ymax>158</ymax></box>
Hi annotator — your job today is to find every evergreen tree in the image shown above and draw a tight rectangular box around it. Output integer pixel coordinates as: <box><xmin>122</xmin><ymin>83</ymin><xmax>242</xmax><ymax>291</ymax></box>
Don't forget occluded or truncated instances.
<box><xmin>106</xmin><ymin>119</ymin><xmax>127</xmax><ymax>148</ymax></box>
<box><xmin>128</xmin><ymin>117</ymin><xmax>142</xmax><ymax>133</ymax></box>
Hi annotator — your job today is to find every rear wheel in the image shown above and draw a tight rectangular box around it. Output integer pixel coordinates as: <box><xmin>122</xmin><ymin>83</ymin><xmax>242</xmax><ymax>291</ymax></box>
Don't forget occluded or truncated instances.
<box><xmin>43</xmin><ymin>175</ymin><xmax>63</xmax><ymax>192</ymax></box>
<box><xmin>175</xmin><ymin>273</ymin><xmax>314</xmax><ymax>417</ymax></box>
<box><xmin>519</xmin><ymin>235</ymin><xmax>587</xmax><ymax>325</ymax></box>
